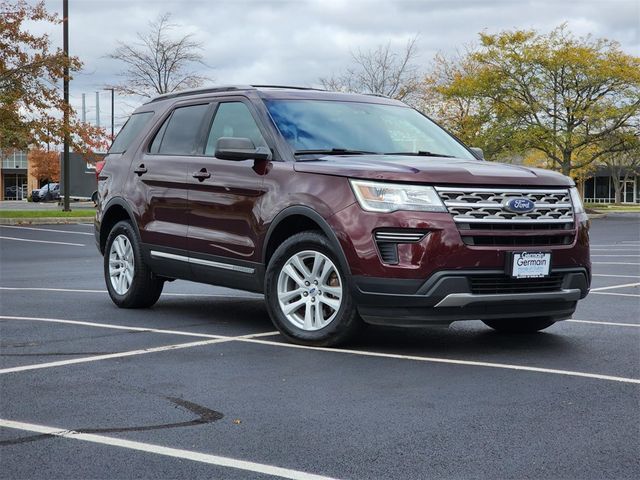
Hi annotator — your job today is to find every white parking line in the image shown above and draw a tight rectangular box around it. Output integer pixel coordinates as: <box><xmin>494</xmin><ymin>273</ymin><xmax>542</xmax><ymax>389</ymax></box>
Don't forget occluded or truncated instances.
<box><xmin>591</xmin><ymin>291</ymin><xmax>640</xmax><ymax>298</ymax></box>
<box><xmin>235</xmin><ymin>338</ymin><xmax>640</xmax><ymax>384</ymax></box>
<box><xmin>593</xmin><ymin>274</ymin><xmax>640</xmax><ymax>279</ymax></box>
<box><xmin>0</xmin><ymin>286</ymin><xmax>261</xmax><ymax>299</ymax></box>
<box><xmin>0</xmin><ymin>419</ymin><xmax>337</xmax><ymax>480</ymax></box>
<box><xmin>592</xmin><ymin>262</ymin><xmax>640</xmax><ymax>265</ymax></box>
<box><xmin>568</xmin><ymin>320</ymin><xmax>640</xmax><ymax>327</ymax></box>
<box><xmin>590</xmin><ymin>282</ymin><xmax>640</xmax><ymax>292</ymax></box>
<box><xmin>0</xmin><ymin>225</ymin><xmax>94</xmax><ymax>236</ymax></box>
<box><xmin>0</xmin><ymin>236</ymin><xmax>85</xmax><ymax>247</ymax></box>
<box><xmin>2</xmin><ymin>315</ymin><xmax>638</xmax><ymax>383</ymax></box>
<box><xmin>0</xmin><ymin>330</ymin><xmax>278</xmax><ymax>375</ymax></box>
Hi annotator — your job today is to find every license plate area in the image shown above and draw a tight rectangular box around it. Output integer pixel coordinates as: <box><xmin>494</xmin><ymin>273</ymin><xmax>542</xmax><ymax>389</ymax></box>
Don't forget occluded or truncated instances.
<box><xmin>509</xmin><ymin>252</ymin><xmax>551</xmax><ymax>279</ymax></box>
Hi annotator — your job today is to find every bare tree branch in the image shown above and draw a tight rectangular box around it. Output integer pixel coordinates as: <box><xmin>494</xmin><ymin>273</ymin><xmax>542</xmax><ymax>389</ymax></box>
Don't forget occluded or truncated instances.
<box><xmin>107</xmin><ymin>13</ymin><xmax>211</xmax><ymax>97</ymax></box>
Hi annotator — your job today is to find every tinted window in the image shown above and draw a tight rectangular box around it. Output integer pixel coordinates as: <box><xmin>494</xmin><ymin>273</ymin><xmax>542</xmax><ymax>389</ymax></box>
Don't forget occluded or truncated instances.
<box><xmin>109</xmin><ymin>112</ymin><xmax>154</xmax><ymax>154</ymax></box>
<box><xmin>157</xmin><ymin>104</ymin><xmax>209</xmax><ymax>155</ymax></box>
<box><xmin>265</xmin><ymin>100</ymin><xmax>475</xmax><ymax>160</ymax></box>
<box><xmin>205</xmin><ymin>102</ymin><xmax>267</xmax><ymax>155</ymax></box>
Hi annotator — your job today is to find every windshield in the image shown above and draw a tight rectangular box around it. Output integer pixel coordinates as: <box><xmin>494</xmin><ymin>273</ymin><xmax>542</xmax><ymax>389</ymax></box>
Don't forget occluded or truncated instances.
<box><xmin>265</xmin><ymin>99</ymin><xmax>475</xmax><ymax>160</ymax></box>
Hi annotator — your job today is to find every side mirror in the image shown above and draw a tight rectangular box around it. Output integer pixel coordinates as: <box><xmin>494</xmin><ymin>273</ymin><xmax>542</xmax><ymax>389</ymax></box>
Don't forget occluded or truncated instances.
<box><xmin>470</xmin><ymin>147</ymin><xmax>484</xmax><ymax>160</ymax></box>
<box><xmin>215</xmin><ymin>137</ymin><xmax>272</xmax><ymax>161</ymax></box>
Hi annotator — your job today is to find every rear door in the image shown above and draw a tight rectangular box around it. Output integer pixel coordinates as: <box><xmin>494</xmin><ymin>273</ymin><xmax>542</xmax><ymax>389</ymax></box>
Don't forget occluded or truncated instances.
<box><xmin>187</xmin><ymin>99</ymin><xmax>272</xmax><ymax>289</ymax></box>
<box><xmin>133</xmin><ymin>102</ymin><xmax>210</xmax><ymax>261</ymax></box>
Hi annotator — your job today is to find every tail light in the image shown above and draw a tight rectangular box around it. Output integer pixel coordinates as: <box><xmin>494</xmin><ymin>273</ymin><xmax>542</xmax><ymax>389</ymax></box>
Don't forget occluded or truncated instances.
<box><xmin>95</xmin><ymin>160</ymin><xmax>105</xmax><ymax>181</ymax></box>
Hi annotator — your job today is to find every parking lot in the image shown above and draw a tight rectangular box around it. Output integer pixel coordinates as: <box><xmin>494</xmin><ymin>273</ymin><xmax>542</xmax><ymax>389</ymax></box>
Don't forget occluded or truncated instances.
<box><xmin>1</xmin><ymin>214</ymin><xmax>638</xmax><ymax>479</ymax></box>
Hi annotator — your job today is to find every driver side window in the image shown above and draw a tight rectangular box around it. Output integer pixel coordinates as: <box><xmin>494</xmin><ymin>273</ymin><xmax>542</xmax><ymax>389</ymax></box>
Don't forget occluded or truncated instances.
<box><xmin>205</xmin><ymin>102</ymin><xmax>267</xmax><ymax>155</ymax></box>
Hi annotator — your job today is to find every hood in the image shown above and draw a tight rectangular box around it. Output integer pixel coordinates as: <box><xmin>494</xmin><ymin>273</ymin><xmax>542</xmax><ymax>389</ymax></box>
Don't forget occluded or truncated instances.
<box><xmin>293</xmin><ymin>155</ymin><xmax>573</xmax><ymax>187</ymax></box>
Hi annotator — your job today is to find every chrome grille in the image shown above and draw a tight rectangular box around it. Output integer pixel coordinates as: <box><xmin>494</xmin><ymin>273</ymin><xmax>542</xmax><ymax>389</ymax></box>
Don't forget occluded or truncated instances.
<box><xmin>435</xmin><ymin>187</ymin><xmax>574</xmax><ymax>224</ymax></box>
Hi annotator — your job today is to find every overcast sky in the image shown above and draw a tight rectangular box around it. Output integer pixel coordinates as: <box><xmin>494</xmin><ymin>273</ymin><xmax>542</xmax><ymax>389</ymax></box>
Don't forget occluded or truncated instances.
<box><xmin>39</xmin><ymin>0</ymin><xmax>640</xmax><ymax>129</ymax></box>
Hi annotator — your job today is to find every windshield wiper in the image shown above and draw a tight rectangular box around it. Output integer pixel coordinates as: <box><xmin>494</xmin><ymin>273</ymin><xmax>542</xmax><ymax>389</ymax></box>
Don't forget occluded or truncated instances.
<box><xmin>385</xmin><ymin>151</ymin><xmax>454</xmax><ymax>158</ymax></box>
<box><xmin>294</xmin><ymin>148</ymin><xmax>378</xmax><ymax>156</ymax></box>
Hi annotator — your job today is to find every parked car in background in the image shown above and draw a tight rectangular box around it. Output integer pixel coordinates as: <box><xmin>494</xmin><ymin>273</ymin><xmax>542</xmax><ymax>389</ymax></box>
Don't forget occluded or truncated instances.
<box><xmin>31</xmin><ymin>183</ymin><xmax>60</xmax><ymax>202</ymax></box>
<box><xmin>95</xmin><ymin>85</ymin><xmax>591</xmax><ymax>346</ymax></box>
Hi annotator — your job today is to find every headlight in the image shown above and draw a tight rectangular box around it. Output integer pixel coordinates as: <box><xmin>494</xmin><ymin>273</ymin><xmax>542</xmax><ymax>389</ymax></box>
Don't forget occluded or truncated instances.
<box><xmin>569</xmin><ymin>187</ymin><xmax>585</xmax><ymax>214</ymax></box>
<box><xmin>350</xmin><ymin>180</ymin><xmax>446</xmax><ymax>213</ymax></box>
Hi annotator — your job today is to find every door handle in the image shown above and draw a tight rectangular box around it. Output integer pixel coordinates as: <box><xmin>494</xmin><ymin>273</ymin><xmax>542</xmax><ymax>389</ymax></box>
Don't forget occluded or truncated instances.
<box><xmin>134</xmin><ymin>164</ymin><xmax>147</xmax><ymax>176</ymax></box>
<box><xmin>192</xmin><ymin>168</ymin><xmax>211</xmax><ymax>181</ymax></box>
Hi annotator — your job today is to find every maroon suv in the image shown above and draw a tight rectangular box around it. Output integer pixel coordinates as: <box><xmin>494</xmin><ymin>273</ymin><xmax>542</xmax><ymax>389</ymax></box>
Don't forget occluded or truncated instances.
<box><xmin>95</xmin><ymin>85</ymin><xmax>590</xmax><ymax>346</ymax></box>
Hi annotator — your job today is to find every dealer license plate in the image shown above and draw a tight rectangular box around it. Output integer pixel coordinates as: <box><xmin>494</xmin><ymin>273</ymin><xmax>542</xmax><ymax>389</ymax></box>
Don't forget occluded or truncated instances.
<box><xmin>511</xmin><ymin>252</ymin><xmax>551</xmax><ymax>278</ymax></box>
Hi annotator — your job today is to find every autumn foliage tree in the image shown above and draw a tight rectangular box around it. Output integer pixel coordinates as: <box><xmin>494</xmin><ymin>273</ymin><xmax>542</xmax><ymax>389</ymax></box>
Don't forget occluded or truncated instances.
<box><xmin>28</xmin><ymin>149</ymin><xmax>60</xmax><ymax>183</ymax></box>
<box><xmin>422</xmin><ymin>25</ymin><xmax>640</xmax><ymax>177</ymax></box>
<box><xmin>0</xmin><ymin>0</ymin><xmax>108</xmax><ymax>156</ymax></box>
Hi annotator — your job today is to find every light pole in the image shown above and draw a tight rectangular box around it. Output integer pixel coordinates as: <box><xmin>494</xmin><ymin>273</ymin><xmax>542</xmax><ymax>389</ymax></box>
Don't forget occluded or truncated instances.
<box><xmin>62</xmin><ymin>0</ymin><xmax>70</xmax><ymax>211</ymax></box>
<box><xmin>103</xmin><ymin>87</ymin><xmax>115</xmax><ymax>141</ymax></box>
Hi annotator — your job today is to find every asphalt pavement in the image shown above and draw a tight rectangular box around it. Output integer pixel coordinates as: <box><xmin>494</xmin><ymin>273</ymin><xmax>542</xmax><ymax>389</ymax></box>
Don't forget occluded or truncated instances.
<box><xmin>0</xmin><ymin>214</ymin><xmax>639</xmax><ymax>479</ymax></box>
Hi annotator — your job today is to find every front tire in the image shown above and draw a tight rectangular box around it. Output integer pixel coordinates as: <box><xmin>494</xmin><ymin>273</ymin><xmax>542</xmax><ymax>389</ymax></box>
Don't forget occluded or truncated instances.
<box><xmin>482</xmin><ymin>317</ymin><xmax>556</xmax><ymax>333</ymax></box>
<box><xmin>264</xmin><ymin>231</ymin><xmax>361</xmax><ymax>346</ymax></box>
<box><xmin>104</xmin><ymin>220</ymin><xmax>164</xmax><ymax>308</ymax></box>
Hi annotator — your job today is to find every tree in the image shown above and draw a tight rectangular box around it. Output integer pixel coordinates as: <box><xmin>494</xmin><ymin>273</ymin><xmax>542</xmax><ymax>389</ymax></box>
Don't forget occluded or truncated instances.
<box><xmin>108</xmin><ymin>13</ymin><xmax>208</xmax><ymax>97</ymax></box>
<box><xmin>0</xmin><ymin>1</ymin><xmax>108</xmax><ymax>155</ymax></box>
<box><xmin>1</xmin><ymin>0</ymin><xmax>78</xmax><ymax>149</ymax></box>
<box><xmin>320</xmin><ymin>37</ymin><xmax>421</xmax><ymax>103</ymax></box>
<box><xmin>28</xmin><ymin>149</ymin><xmax>60</xmax><ymax>184</ymax></box>
<box><xmin>421</xmin><ymin>25</ymin><xmax>640</xmax><ymax>176</ymax></box>
<box><xmin>420</xmin><ymin>49</ymin><xmax>517</xmax><ymax>159</ymax></box>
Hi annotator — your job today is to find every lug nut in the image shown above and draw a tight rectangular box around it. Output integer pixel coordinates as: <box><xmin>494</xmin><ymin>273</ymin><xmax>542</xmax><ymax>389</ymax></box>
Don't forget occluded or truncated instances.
<box><xmin>311</xmin><ymin>297</ymin><xmax>316</xmax><ymax>302</ymax></box>
<box><xmin>303</xmin><ymin>292</ymin><xmax>308</xmax><ymax>297</ymax></box>
<box><xmin>305</xmin><ymin>281</ymin><xmax>310</xmax><ymax>286</ymax></box>
<box><xmin>313</xmin><ymin>280</ymin><xmax>318</xmax><ymax>285</ymax></box>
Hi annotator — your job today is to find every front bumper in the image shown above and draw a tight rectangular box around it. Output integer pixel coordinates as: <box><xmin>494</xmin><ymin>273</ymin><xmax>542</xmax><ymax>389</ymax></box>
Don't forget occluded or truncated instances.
<box><xmin>352</xmin><ymin>268</ymin><xmax>589</xmax><ymax>326</ymax></box>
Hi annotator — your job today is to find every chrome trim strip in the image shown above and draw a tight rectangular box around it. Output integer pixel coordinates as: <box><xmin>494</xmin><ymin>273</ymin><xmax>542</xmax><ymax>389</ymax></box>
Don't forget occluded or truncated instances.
<box><xmin>433</xmin><ymin>289</ymin><xmax>581</xmax><ymax>308</ymax></box>
<box><xmin>150</xmin><ymin>250</ymin><xmax>255</xmax><ymax>274</ymax></box>
<box><xmin>444</xmin><ymin>202</ymin><xmax>572</xmax><ymax>209</ymax></box>
<box><xmin>451</xmin><ymin>217</ymin><xmax>572</xmax><ymax>224</ymax></box>
<box><xmin>434</xmin><ymin>187</ymin><xmax>571</xmax><ymax>194</ymax></box>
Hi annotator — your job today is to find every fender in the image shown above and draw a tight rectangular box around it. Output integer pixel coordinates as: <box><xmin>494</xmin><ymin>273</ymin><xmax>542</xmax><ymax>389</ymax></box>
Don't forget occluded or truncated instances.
<box><xmin>99</xmin><ymin>196</ymin><xmax>141</xmax><ymax>253</ymax></box>
<box><xmin>263</xmin><ymin>205</ymin><xmax>352</xmax><ymax>275</ymax></box>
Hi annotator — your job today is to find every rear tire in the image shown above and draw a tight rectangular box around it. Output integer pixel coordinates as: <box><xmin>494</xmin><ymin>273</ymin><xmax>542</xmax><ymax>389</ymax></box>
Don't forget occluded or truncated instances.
<box><xmin>104</xmin><ymin>220</ymin><xmax>163</xmax><ymax>308</ymax></box>
<box><xmin>482</xmin><ymin>317</ymin><xmax>556</xmax><ymax>333</ymax></box>
<box><xmin>264</xmin><ymin>231</ymin><xmax>361</xmax><ymax>346</ymax></box>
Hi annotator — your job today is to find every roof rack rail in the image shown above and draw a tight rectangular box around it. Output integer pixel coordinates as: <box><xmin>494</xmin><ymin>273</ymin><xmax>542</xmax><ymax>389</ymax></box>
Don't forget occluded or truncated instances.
<box><xmin>251</xmin><ymin>85</ymin><xmax>326</xmax><ymax>92</ymax></box>
<box><xmin>146</xmin><ymin>85</ymin><xmax>254</xmax><ymax>104</ymax></box>
<box><xmin>364</xmin><ymin>92</ymin><xmax>391</xmax><ymax>99</ymax></box>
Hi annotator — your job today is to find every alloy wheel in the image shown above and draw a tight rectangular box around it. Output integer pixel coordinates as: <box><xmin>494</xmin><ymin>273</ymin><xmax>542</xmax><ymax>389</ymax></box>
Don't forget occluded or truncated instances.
<box><xmin>277</xmin><ymin>250</ymin><xmax>343</xmax><ymax>331</ymax></box>
<box><xmin>109</xmin><ymin>234</ymin><xmax>134</xmax><ymax>295</ymax></box>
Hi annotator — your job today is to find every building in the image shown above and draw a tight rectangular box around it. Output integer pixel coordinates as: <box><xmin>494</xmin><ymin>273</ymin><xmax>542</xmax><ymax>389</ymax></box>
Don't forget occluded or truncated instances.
<box><xmin>0</xmin><ymin>149</ymin><xmax>100</xmax><ymax>201</ymax></box>
<box><xmin>0</xmin><ymin>150</ymin><xmax>38</xmax><ymax>201</ymax></box>
<box><xmin>583</xmin><ymin>166</ymin><xmax>639</xmax><ymax>204</ymax></box>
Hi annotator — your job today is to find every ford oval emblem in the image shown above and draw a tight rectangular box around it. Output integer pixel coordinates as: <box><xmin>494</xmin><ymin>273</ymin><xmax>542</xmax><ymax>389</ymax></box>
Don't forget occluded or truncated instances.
<box><xmin>503</xmin><ymin>197</ymin><xmax>535</xmax><ymax>213</ymax></box>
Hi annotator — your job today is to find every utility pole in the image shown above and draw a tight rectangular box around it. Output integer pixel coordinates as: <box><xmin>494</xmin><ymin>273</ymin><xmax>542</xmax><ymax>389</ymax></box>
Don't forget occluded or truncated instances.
<box><xmin>103</xmin><ymin>88</ymin><xmax>115</xmax><ymax>140</ymax></box>
<box><xmin>81</xmin><ymin>93</ymin><xmax>86</xmax><ymax>123</ymax></box>
<box><xmin>62</xmin><ymin>0</ymin><xmax>70</xmax><ymax>211</ymax></box>
<box><xmin>95</xmin><ymin>91</ymin><xmax>100</xmax><ymax>128</ymax></box>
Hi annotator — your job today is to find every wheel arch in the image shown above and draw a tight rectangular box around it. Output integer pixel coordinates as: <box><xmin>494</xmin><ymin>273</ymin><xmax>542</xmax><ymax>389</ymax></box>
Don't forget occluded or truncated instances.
<box><xmin>263</xmin><ymin>206</ymin><xmax>351</xmax><ymax>276</ymax></box>
<box><xmin>99</xmin><ymin>197</ymin><xmax>140</xmax><ymax>255</ymax></box>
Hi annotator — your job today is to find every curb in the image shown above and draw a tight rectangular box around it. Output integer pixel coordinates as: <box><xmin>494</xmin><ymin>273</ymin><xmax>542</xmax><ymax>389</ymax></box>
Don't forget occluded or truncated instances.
<box><xmin>0</xmin><ymin>217</ymin><xmax>94</xmax><ymax>225</ymax></box>
<box><xmin>587</xmin><ymin>213</ymin><xmax>606</xmax><ymax>219</ymax></box>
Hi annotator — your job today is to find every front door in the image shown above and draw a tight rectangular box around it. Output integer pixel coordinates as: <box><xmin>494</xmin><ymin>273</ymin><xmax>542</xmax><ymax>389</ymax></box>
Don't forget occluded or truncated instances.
<box><xmin>187</xmin><ymin>100</ymin><xmax>271</xmax><ymax>289</ymax></box>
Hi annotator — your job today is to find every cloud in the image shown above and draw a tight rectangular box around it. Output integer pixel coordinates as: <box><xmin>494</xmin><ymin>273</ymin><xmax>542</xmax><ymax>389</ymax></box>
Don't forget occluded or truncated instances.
<box><xmin>39</xmin><ymin>0</ymin><xmax>638</xmax><ymax>126</ymax></box>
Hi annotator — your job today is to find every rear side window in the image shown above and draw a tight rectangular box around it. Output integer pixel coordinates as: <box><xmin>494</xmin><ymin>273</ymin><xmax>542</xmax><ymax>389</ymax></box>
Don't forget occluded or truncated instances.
<box><xmin>153</xmin><ymin>104</ymin><xmax>209</xmax><ymax>155</ymax></box>
<box><xmin>108</xmin><ymin>112</ymin><xmax>154</xmax><ymax>154</ymax></box>
<box><xmin>205</xmin><ymin>102</ymin><xmax>267</xmax><ymax>155</ymax></box>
